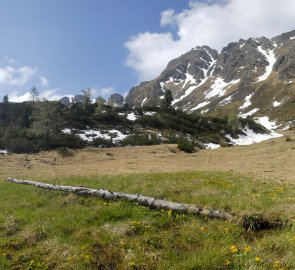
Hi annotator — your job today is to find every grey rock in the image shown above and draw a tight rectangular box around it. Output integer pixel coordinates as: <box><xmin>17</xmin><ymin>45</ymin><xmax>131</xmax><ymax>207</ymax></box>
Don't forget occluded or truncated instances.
<box><xmin>124</xmin><ymin>29</ymin><xmax>295</xmax><ymax>123</ymax></box>
<box><xmin>59</xmin><ymin>97</ymin><xmax>71</xmax><ymax>106</ymax></box>
<box><xmin>107</xmin><ymin>93</ymin><xmax>124</xmax><ymax>107</ymax></box>
<box><xmin>72</xmin><ymin>94</ymin><xmax>87</xmax><ymax>103</ymax></box>
<box><xmin>96</xmin><ymin>96</ymin><xmax>106</xmax><ymax>105</ymax></box>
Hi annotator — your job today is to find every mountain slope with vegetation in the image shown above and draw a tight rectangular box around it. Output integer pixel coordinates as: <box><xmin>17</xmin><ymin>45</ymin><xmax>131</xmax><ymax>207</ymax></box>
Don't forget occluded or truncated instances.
<box><xmin>0</xmin><ymin>99</ymin><xmax>269</xmax><ymax>153</ymax></box>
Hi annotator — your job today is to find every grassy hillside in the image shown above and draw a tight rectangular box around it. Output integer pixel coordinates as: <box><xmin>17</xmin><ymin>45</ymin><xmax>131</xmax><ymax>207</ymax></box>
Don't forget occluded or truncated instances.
<box><xmin>1</xmin><ymin>171</ymin><xmax>295</xmax><ymax>269</ymax></box>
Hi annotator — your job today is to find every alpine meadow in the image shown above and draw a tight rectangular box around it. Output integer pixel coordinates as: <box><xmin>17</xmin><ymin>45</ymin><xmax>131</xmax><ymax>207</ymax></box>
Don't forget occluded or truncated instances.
<box><xmin>1</xmin><ymin>1</ymin><xmax>295</xmax><ymax>269</ymax></box>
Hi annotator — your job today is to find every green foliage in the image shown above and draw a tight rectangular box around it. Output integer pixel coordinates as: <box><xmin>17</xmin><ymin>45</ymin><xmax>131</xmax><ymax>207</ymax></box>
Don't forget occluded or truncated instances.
<box><xmin>161</xmin><ymin>89</ymin><xmax>173</xmax><ymax>110</ymax></box>
<box><xmin>0</xmin><ymin>100</ymin><xmax>272</xmax><ymax>153</ymax></box>
<box><xmin>92</xmin><ymin>137</ymin><xmax>114</xmax><ymax>148</ymax></box>
<box><xmin>2</xmin><ymin>94</ymin><xmax>8</xmax><ymax>103</ymax></box>
<box><xmin>177</xmin><ymin>138</ymin><xmax>196</xmax><ymax>153</ymax></box>
<box><xmin>57</xmin><ymin>147</ymin><xmax>74</xmax><ymax>158</ymax></box>
<box><xmin>30</xmin><ymin>86</ymin><xmax>39</xmax><ymax>102</ymax></box>
<box><xmin>0</xmin><ymin>172</ymin><xmax>294</xmax><ymax>269</ymax></box>
<box><xmin>121</xmin><ymin>134</ymin><xmax>161</xmax><ymax>146</ymax></box>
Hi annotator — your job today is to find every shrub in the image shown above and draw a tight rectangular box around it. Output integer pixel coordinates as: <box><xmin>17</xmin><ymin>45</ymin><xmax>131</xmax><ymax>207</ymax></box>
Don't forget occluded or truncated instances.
<box><xmin>57</xmin><ymin>147</ymin><xmax>74</xmax><ymax>158</ymax></box>
<box><xmin>121</xmin><ymin>134</ymin><xmax>161</xmax><ymax>146</ymax></box>
<box><xmin>93</xmin><ymin>138</ymin><xmax>114</xmax><ymax>148</ymax></box>
<box><xmin>285</xmin><ymin>135</ymin><xmax>294</xmax><ymax>142</ymax></box>
<box><xmin>177</xmin><ymin>138</ymin><xmax>195</xmax><ymax>153</ymax></box>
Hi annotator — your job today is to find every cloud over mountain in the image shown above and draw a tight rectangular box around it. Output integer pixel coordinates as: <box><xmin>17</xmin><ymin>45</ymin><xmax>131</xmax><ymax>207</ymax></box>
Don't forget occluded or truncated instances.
<box><xmin>125</xmin><ymin>0</ymin><xmax>295</xmax><ymax>81</ymax></box>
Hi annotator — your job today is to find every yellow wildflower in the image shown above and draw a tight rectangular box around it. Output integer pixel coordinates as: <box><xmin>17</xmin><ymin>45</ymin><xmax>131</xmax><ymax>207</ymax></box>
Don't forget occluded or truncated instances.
<box><xmin>255</xmin><ymin>256</ymin><xmax>261</xmax><ymax>262</ymax></box>
<box><xmin>224</xmin><ymin>259</ymin><xmax>231</xmax><ymax>266</ymax></box>
<box><xmin>229</xmin><ymin>245</ymin><xmax>238</xmax><ymax>253</ymax></box>
<box><xmin>167</xmin><ymin>209</ymin><xmax>172</xmax><ymax>217</ymax></box>
<box><xmin>244</xmin><ymin>245</ymin><xmax>251</xmax><ymax>252</ymax></box>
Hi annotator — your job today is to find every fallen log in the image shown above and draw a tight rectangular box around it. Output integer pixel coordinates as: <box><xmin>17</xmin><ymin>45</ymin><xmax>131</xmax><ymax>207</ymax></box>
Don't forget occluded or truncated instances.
<box><xmin>7</xmin><ymin>178</ymin><xmax>233</xmax><ymax>221</ymax></box>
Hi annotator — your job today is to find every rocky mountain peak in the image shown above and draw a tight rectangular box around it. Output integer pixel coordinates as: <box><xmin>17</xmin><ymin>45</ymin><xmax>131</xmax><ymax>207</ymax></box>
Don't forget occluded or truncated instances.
<box><xmin>107</xmin><ymin>93</ymin><xmax>124</xmax><ymax>107</ymax></box>
<box><xmin>124</xmin><ymin>29</ymin><xmax>295</xmax><ymax>125</ymax></box>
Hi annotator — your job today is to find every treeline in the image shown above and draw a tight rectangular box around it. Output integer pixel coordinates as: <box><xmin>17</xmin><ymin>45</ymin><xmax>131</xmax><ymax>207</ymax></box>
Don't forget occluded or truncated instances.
<box><xmin>0</xmin><ymin>100</ymin><xmax>266</xmax><ymax>153</ymax></box>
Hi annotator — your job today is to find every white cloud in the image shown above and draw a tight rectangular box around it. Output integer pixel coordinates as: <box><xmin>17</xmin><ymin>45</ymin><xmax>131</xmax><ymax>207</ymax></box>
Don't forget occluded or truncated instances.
<box><xmin>160</xmin><ymin>9</ymin><xmax>176</xmax><ymax>27</ymax></box>
<box><xmin>9</xmin><ymin>88</ymin><xmax>74</xmax><ymax>102</ymax></box>
<box><xmin>9</xmin><ymin>91</ymin><xmax>32</xmax><ymax>102</ymax></box>
<box><xmin>0</xmin><ymin>66</ymin><xmax>36</xmax><ymax>86</ymax></box>
<box><xmin>39</xmin><ymin>76</ymin><xmax>49</xmax><ymax>87</ymax></box>
<box><xmin>125</xmin><ymin>0</ymin><xmax>295</xmax><ymax>81</ymax></box>
<box><xmin>90</xmin><ymin>87</ymin><xmax>114</xmax><ymax>99</ymax></box>
<box><xmin>39</xmin><ymin>89</ymin><xmax>64</xmax><ymax>101</ymax></box>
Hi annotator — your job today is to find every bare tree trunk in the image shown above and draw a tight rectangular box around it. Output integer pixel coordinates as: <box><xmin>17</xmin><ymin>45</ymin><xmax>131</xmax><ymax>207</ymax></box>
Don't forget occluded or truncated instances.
<box><xmin>7</xmin><ymin>178</ymin><xmax>233</xmax><ymax>220</ymax></box>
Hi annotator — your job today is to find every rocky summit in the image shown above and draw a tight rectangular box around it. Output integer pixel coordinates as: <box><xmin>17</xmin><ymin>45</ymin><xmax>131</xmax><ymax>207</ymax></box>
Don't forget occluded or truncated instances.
<box><xmin>125</xmin><ymin>29</ymin><xmax>295</xmax><ymax>125</ymax></box>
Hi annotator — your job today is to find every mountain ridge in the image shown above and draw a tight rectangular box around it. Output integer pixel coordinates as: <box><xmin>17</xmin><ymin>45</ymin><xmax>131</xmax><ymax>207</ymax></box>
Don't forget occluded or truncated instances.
<box><xmin>124</xmin><ymin>29</ymin><xmax>295</xmax><ymax>126</ymax></box>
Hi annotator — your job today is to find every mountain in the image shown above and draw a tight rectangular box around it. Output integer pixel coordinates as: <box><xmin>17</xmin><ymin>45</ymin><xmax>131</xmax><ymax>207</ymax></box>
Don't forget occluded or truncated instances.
<box><xmin>125</xmin><ymin>29</ymin><xmax>295</xmax><ymax>126</ymax></box>
<box><xmin>107</xmin><ymin>93</ymin><xmax>124</xmax><ymax>107</ymax></box>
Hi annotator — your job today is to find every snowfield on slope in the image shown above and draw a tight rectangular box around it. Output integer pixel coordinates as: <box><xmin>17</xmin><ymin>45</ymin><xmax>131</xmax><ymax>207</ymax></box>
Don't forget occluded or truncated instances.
<box><xmin>257</xmin><ymin>46</ymin><xmax>276</xmax><ymax>82</ymax></box>
<box><xmin>62</xmin><ymin>128</ymin><xmax>128</xmax><ymax>142</ymax></box>
<box><xmin>205</xmin><ymin>78</ymin><xmax>240</xmax><ymax>99</ymax></box>
<box><xmin>227</xmin><ymin>116</ymin><xmax>282</xmax><ymax>146</ymax></box>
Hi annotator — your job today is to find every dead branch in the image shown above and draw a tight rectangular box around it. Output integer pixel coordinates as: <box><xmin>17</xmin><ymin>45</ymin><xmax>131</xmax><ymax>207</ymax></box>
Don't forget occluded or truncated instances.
<box><xmin>7</xmin><ymin>178</ymin><xmax>233</xmax><ymax>220</ymax></box>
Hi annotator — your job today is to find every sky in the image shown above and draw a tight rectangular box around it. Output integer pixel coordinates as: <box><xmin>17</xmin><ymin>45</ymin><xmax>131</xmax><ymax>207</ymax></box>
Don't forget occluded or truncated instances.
<box><xmin>1</xmin><ymin>0</ymin><xmax>295</xmax><ymax>102</ymax></box>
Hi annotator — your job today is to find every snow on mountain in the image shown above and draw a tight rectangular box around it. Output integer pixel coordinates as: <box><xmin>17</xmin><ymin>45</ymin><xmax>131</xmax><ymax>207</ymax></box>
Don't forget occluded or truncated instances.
<box><xmin>239</xmin><ymin>94</ymin><xmax>253</xmax><ymax>109</ymax></box>
<box><xmin>123</xmin><ymin>30</ymin><xmax>295</xmax><ymax>127</ymax></box>
<box><xmin>126</xmin><ymin>112</ymin><xmax>137</xmax><ymax>121</ymax></box>
<box><xmin>226</xmin><ymin>127</ymin><xmax>281</xmax><ymax>146</ymax></box>
<box><xmin>256</xmin><ymin>46</ymin><xmax>276</xmax><ymax>82</ymax></box>
<box><xmin>205</xmin><ymin>78</ymin><xmax>240</xmax><ymax>99</ymax></box>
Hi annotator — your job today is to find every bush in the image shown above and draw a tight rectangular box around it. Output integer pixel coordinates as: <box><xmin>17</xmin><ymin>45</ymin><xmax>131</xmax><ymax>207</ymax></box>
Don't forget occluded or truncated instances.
<box><xmin>177</xmin><ymin>138</ymin><xmax>195</xmax><ymax>153</ymax></box>
<box><xmin>121</xmin><ymin>134</ymin><xmax>161</xmax><ymax>146</ymax></box>
<box><xmin>93</xmin><ymin>138</ymin><xmax>114</xmax><ymax>148</ymax></box>
<box><xmin>57</xmin><ymin>147</ymin><xmax>74</xmax><ymax>158</ymax></box>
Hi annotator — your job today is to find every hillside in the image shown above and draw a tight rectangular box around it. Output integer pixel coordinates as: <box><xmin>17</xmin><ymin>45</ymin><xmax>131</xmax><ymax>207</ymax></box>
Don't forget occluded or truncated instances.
<box><xmin>0</xmin><ymin>100</ymin><xmax>277</xmax><ymax>154</ymax></box>
<box><xmin>125</xmin><ymin>29</ymin><xmax>295</xmax><ymax>127</ymax></box>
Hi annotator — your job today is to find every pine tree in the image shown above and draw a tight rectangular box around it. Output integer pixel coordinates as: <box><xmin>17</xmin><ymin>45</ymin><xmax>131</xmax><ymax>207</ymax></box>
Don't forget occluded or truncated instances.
<box><xmin>30</xmin><ymin>87</ymin><xmax>39</xmax><ymax>102</ymax></box>
<box><xmin>3</xmin><ymin>94</ymin><xmax>9</xmax><ymax>103</ymax></box>
<box><xmin>161</xmin><ymin>89</ymin><xmax>173</xmax><ymax>110</ymax></box>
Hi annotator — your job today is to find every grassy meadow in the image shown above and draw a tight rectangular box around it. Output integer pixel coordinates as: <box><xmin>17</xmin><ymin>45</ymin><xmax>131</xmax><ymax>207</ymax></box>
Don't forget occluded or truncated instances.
<box><xmin>1</xmin><ymin>171</ymin><xmax>295</xmax><ymax>269</ymax></box>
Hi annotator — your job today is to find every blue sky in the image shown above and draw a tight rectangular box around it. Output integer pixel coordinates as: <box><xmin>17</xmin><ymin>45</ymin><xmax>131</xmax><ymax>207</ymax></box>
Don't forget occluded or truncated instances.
<box><xmin>0</xmin><ymin>0</ymin><xmax>188</xmax><ymax>101</ymax></box>
<box><xmin>1</xmin><ymin>0</ymin><xmax>295</xmax><ymax>101</ymax></box>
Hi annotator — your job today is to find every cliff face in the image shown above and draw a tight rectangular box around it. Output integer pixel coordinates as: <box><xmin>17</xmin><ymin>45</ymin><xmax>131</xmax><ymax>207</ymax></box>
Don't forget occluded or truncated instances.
<box><xmin>125</xmin><ymin>30</ymin><xmax>295</xmax><ymax>124</ymax></box>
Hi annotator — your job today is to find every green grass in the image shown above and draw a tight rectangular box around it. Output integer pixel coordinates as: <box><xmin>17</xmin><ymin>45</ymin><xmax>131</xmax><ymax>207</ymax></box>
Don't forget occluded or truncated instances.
<box><xmin>1</xmin><ymin>171</ymin><xmax>295</xmax><ymax>269</ymax></box>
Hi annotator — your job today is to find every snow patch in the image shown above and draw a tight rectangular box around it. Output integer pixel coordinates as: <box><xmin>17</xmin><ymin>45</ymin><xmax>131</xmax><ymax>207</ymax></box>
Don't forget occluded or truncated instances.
<box><xmin>255</xmin><ymin>116</ymin><xmax>279</xmax><ymax>130</ymax></box>
<box><xmin>204</xmin><ymin>143</ymin><xmax>220</xmax><ymax>149</ymax></box>
<box><xmin>201</xmin><ymin>109</ymin><xmax>209</xmax><ymax>114</ymax></box>
<box><xmin>127</xmin><ymin>112</ymin><xmax>137</xmax><ymax>121</ymax></box>
<box><xmin>227</xmin><ymin>127</ymin><xmax>281</xmax><ymax>146</ymax></box>
<box><xmin>79</xmin><ymin>130</ymin><xmax>111</xmax><ymax>141</ymax></box>
<box><xmin>238</xmin><ymin>108</ymin><xmax>259</xmax><ymax>118</ymax></box>
<box><xmin>144</xmin><ymin>111</ymin><xmax>156</xmax><ymax>116</ymax></box>
<box><xmin>109</xmin><ymin>130</ymin><xmax>128</xmax><ymax>142</ymax></box>
<box><xmin>257</xmin><ymin>46</ymin><xmax>276</xmax><ymax>82</ymax></box>
<box><xmin>190</xmin><ymin>101</ymin><xmax>210</xmax><ymax>111</ymax></box>
<box><xmin>290</xmin><ymin>36</ymin><xmax>295</xmax><ymax>40</ymax></box>
<box><xmin>0</xmin><ymin>149</ymin><xmax>7</xmax><ymax>155</ymax></box>
<box><xmin>62</xmin><ymin>128</ymin><xmax>127</xmax><ymax>142</ymax></box>
<box><xmin>273</xmin><ymin>101</ymin><xmax>281</xmax><ymax>107</ymax></box>
<box><xmin>239</xmin><ymin>94</ymin><xmax>253</xmax><ymax>109</ymax></box>
<box><xmin>141</xmin><ymin>97</ymin><xmax>147</xmax><ymax>107</ymax></box>
<box><xmin>219</xmin><ymin>96</ymin><xmax>233</xmax><ymax>106</ymax></box>
<box><xmin>205</xmin><ymin>78</ymin><xmax>240</xmax><ymax>99</ymax></box>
